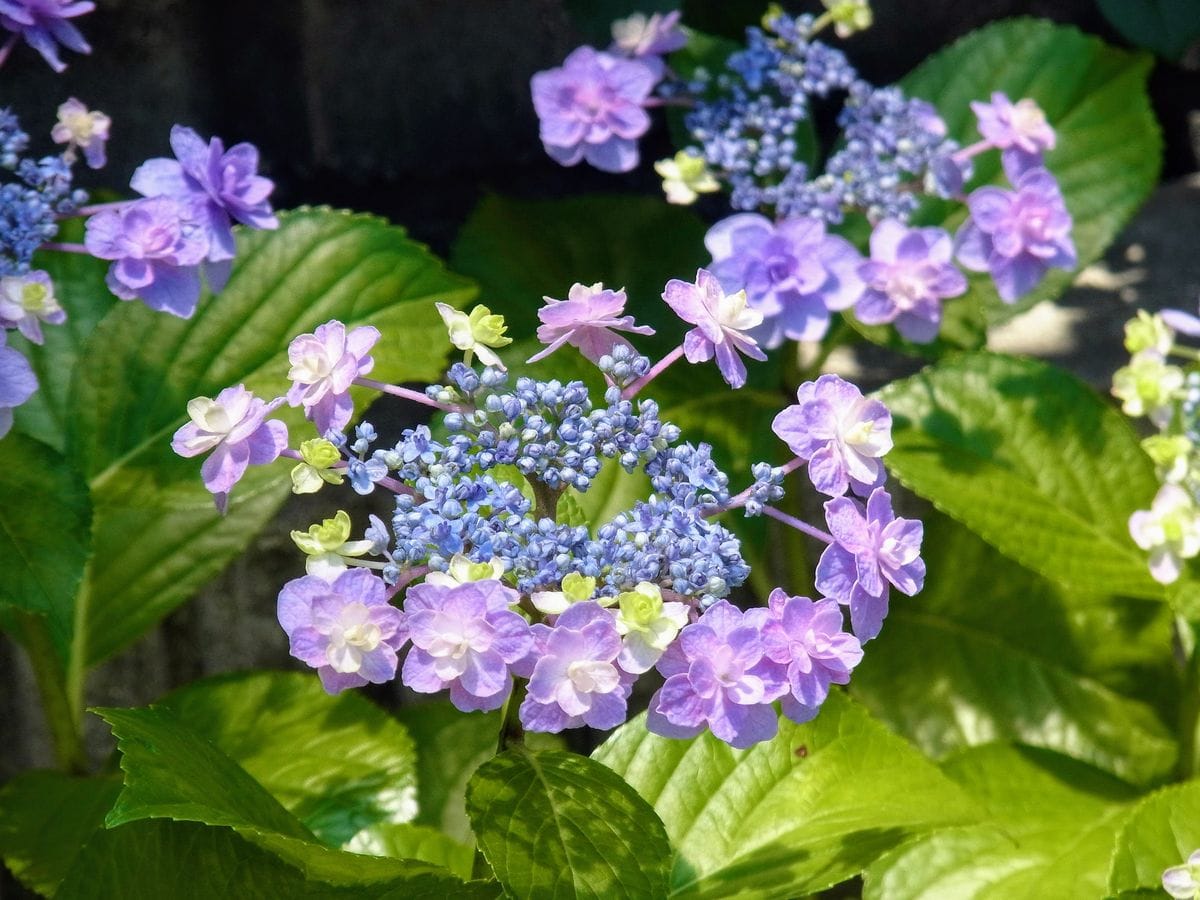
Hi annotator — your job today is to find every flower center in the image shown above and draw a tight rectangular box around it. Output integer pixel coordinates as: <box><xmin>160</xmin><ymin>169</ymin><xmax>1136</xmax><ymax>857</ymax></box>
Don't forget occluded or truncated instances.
<box><xmin>567</xmin><ymin>660</ymin><xmax>618</xmax><ymax>694</ymax></box>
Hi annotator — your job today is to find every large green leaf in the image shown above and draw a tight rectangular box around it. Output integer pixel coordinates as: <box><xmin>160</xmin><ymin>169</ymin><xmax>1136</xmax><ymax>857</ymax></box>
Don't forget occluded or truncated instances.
<box><xmin>900</xmin><ymin>18</ymin><xmax>1161</xmax><ymax>338</ymax></box>
<box><xmin>466</xmin><ymin>748</ymin><xmax>673</xmax><ymax>900</ymax></box>
<box><xmin>866</xmin><ymin>744</ymin><xmax>1139</xmax><ymax>899</ymax></box>
<box><xmin>55</xmin><ymin>819</ymin><xmax>500</xmax><ymax>900</ymax></box>
<box><xmin>65</xmin><ymin>208</ymin><xmax>475</xmax><ymax>667</ymax></box>
<box><xmin>0</xmin><ymin>432</ymin><xmax>91</xmax><ymax>663</ymax></box>
<box><xmin>593</xmin><ymin>691</ymin><xmax>978</xmax><ymax>898</ymax></box>
<box><xmin>344</xmin><ymin>823</ymin><xmax>475</xmax><ymax>882</ymax></box>
<box><xmin>851</xmin><ymin>511</ymin><xmax>1178</xmax><ymax>785</ymax></box>
<box><xmin>878</xmin><ymin>351</ymin><xmax>1163</xmax><ymax>600</ymax></box>
<box><xmin>0</xmin><ymin>771</ymin><xmax>120</xmax><ymax>897</ymax></box>
<box><xmin>160</xmin><ymin>671</ymin><xmax>418</xmax><ymax>846</ymax></box>
<box><xmin>1108</xmin><ymin>780</ymin><xmax>1200</xmax><ymax>895</ymax></box>
<box><xmin>12</xmin><ymin>222</ymin><xmax>116</xmax><ymax>452</ymax></box>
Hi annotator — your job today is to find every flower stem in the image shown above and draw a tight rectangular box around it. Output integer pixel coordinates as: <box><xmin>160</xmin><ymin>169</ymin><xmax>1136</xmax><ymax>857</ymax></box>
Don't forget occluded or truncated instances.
<box><xmin>354</xmin><ymin>377</ymin><xmax>460</xmax><ymax>412</ymax></box>
<box><xmin>68</xmin><ymin>200</ymin><xmax>131</xmax><ymax>218</ymax></box>
<box><xmin>0</xmin><ymin>33</ymin><xmax>18</xmax><ymax>70</ymax></box>
<box><xmin>952</xmin><ymin>139</ymin><xmax>993</xmax><ymax>165</ymax></box>
<box><xmin>40</xmin><ymin>241</ymin><xmax>90</xmax><ymax>254</ymax></box>
<box><xmin>761</xmin><ymin>504</ymin><xmax>833</xmax><ymax>544</ymax></box>
<box><xmin>622</xmin><ymin>344</ymin><xmax>685</xmax><ymax>400</ymax></box>
<box><xmin>387</xmin><ymin>565</ymin><xmax>429</xmax><ymax>599</ymax></box>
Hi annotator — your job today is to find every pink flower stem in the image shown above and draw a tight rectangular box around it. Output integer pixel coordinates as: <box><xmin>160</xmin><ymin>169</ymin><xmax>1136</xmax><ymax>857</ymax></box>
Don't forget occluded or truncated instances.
<box><xmin>66</xmin><ymin>200</ymin><xmax>132</xmax><ymax>218</ymax></box>
<box><xmin>643</xmin><ymin>96</ymin><xmax>695</xmax><ymax>109</ymax></box>
<box><xmin>354</xmin><ymin>376</ymin><xmax>461</xmax><ymax>412</ymax></box>
<box><xmin>39</xmin><ymin>242</ymin><xmax>90</xmax><ymax>254</ymax></box>
<box><xmin>952</xmin><ymin>140</ymin><xmax>993</xmax><ymax>165</ymax></box>
<box><xmin>622</xmin><ymin>344</ymin><xmax>685</xmax><ymax>400</ymax></box>
<box><xmin>0</xmin><ymin>34</ymin><xmax>17</xmax><ymax>70</ymax></box>
<box><xmin>717</xmin><ymin>457</ymin><xmax>806</xmax><ymax>513</ymax></box>
<box><xmin>387</xmin><ymin>565</ymin><xmax>430</xmax><ymax>599</ymax></box>
<box><xmin>378</xmin><ymin>474</ymin><xmax>417</xmax><ymax>497</ymax></box>
<box><xmin>762</xmin><ymin>504</ymin><xmax>833</xmax><ymax>545</ymax></box>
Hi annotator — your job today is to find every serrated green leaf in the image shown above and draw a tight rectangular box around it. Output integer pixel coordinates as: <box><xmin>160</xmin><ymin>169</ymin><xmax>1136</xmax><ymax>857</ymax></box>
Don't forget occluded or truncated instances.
<box><xmin>866</xmin><ymin>744</ymin><xmax>1139</xmax><ymax>900</ymax></box>
<box><xmin>65</xmin><ymin>208</ymin><xmax>475</xmax><ymax>668</ymax></box>
<box><xmin>466</xmin><ymin>747</ymin><xmax>672</xmax><ymax>900</ymax></box>
<box><xmin>160</xmin><ymin>671</ymin><xmax>418</xmax><ymax>846</ymax></box>
<box><xmin>344</xmin><ymin>823</ymin><xmax>475</xmax><ymax>881</ymax></box>
<box><xmin>0</xmin><ymin>432</ymin><xmax>91</xmax><ymax>663</ymax></box>
<box><xmin>395</xmin><ymin>702</ymin><xmax>501</xmax><ymax>846</ymax></box>
<box><xmin>849</xmin><ymin>18</ymin><xmax>1161</xmax><ymax>356</ymax></box>
<box><xmin>1108</xmin><ymin>779</ymin><xmax>1200</xmax><ymax>895</ymax></box>
<box><xmin>878</xmin><ymin>351</ymin><xmax>1163</xmax><ymax>600</ymax></box>
<box><xmin>0</xmin><ymin>771</ymin><xmax>120</xmax><ymax>896</ymax></box>
<box><xmin>852</xmin><ymin>511</ymin><xmax>1179</xmax><ymax>784</ymax></box>
<box><xmin>593</xmin><ymin>692</ymin><xmax>978</xmax><ymax>899</ymax></box>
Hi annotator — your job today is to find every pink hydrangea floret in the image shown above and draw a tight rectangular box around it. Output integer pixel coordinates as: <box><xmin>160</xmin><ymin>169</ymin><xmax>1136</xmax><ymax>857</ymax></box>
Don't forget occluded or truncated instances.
<box><xmin>527</xmin><ymin>282</ymin><xmax>655</xmax><ymax>364</ymax></box>
<box><xmin>286</xmin><ymin>320</ymin><xmax>381</xmax><ymax>435</ymax></box>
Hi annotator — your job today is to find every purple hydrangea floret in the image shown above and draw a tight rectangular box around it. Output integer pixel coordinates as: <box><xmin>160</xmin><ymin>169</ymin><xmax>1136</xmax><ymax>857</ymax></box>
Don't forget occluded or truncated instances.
<box><xmin>609</xmin><ymin>10</ymin><xmax>686</xmax><ymax>78</ymax></box>
<box><xmin>530</xmin><ymin>46</ymin><xmax>656</xmax><ymax>174</ymax></box>
<box><xmin>0</xmin><ymin>328</ymin><xmax>36</xmax><ymax>438</ymax></box>
<box><xmin>662</xmin><ymin>267</ymin><xmax>767</xmax><ymax>389</ymax></box>
<box><xmin>970</xmin><ymin>92</ymin><xmax>1055</xmax><ymax>176</ymax></box>
<box><xmin>278</xmin><ymin>568</ymin><xmax>408</xmax><ymax>694</ymax></box>
<box><xmin>286</xmin><ymin>320</ymin><xmax>381</xmax><ymax>436</ymax></box>
<box><xmin>854</xmin><ymin>219</ymin><xmax>967</xmax><ymax>343</ymax></box>
<box><xmin>0</xmin><ymin>270</ymin><xmax>64</xmax><ymax>343</ymax></box>
<box><xmin>760</xmin><ymin>588</ymin><xmax>863</xmax><ymax>723</ymax></box>
<box><xmin>131</xmin><ymin>125</ymin><xmax>278</xmax><ymax>268</ymax></box>
<box><xmin>815</xmin><ymin>488</ymin><xmax>925</xmax><ymax>641</ymax></box>
<box><xmin>647</xmin><ymin>599</ymin><xmax>787</xmax><ymax>749</ymax></box>
<box><xmin>772</xmin><ymin>374</ymin><xmax>893</xmax><ymax>497</ymax></box>
<box><xmin>528</xmin><ymin>282</ymin><xmax>655</xmax><ymax>364</ymax></box>
<box><xmin>170</xmin><ymin>384</ymin><xmax>288</xmax><ymax>512</ymax></box>
<box><xmin>0</xmin><ymin>0</ymin><xmax>93</xmax><ymax>72</ymax></box>
<box><xmin>517</xmin><ymin>601</ymin><xmax>631</xmax><ymax>732</ymax></box>
<box><xmin>705</xmin><ymin>213</ymin><xmax>863</xmax><ymax>348</ymax></box>
<box><xmin>955</xmin><ymin>161</ymin><xmax>1076</xmax><ymax>304</ymax></box>
<box><xmin>401</xmin><ymin>579</ymin><xmax>533</xmax><ymax>713</ymax></box>
<box><xmin>84</xmin><ymin>197</ymin><xmax>209</xmax><ymax>318</ymax></box>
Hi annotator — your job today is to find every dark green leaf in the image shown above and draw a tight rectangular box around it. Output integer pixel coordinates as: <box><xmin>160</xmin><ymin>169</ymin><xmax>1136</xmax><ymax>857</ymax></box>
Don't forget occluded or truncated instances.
<box><xmin>466</xmin><ymin>747</ymin><xmax>672</xmax><ymax>900</ymax></box>
<box><xmin>879</xmin><ymin>351</ymin><xmax>1163</xmax><ymax>600</ymax></box>
<box><xmin>161</xmin><ymin>671</ymin><xmax>418</xmax><ymax>846</ymax></box>
<box><xmin>67</xmin><ymin>208</ymin><xmax>475</xmax><ymax>667</ymax></box>
<box><xmin>593</xmin><ymin>691</ymin><xmax>978</xmax><ymax>898</ymax></box>
<box><xmin>1096</xmin><ymin>0</ymin><xmax>1200</xmax><ymax>61</ymax></box>
<box><xmin>0</xmin><ymin>771</ymin><xmax>120</xmax><ymax>896</ymax></box>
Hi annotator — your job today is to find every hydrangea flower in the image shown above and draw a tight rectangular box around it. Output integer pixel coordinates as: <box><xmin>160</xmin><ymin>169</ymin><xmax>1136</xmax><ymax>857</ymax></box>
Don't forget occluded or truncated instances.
<box><xmin>853</xmin><ymin>219</ymin><xmax>967</xmax><ymax>343</ymax></box>
<box><xmin>772</xmin><ymin>374</ymin><xmax>892</xmax><ymax>497</ymax></box>
<box><xmin>436</xmin><ymin>303</ymin><xmax>511</xmax><ymax>369</ymax></box>
<box><xmin>815</xmin><ymin>488</ymin><xmax>925</xmax><ymax>640</ymax></box>
<box><xmin>0</xmin><ymin>328</ymin><xmax>36</xmax><ymax>438</ymax></box>
<box><xmin>610</xmin><ymin>9</ymin><xmax>686</xmax><ymax>60</ymax></box>
<box><xmin>0</xmin><ymin>270</ymin><xmax>63</xmax><ymax>343</ymax></box>
<box><xmin>277</xmin><ymin>568</ymin><xmax>407</xmax><ymax>694</ymax></box>
<box><xmin>646</xmin><ymin>600</ymin><xmax>787</xmax><ymax>749</ymax></box>
<box><xmin>425</xmin><ymin>554</ymin><xmax>507</xmax><ymax>588</ymax></box>
<box><xmin>760</xmin><ymin>588</ymin><xmax>863</xmax><ymax>723</ymax></box>
<box><xmin>612</xmin><ymin>581</ymin><xmax>689</xmax><ymax>674</ymax></box>
<box><xmin>0</xmin><ymin>0</ymin><xmax>93</xmax><ymax>72</ymax></box>
<box><xmin>662</xmin><ymin>267</ymin><xmax>767</xmax><ymax>389</ymax></box>
<box><xmin>955</xmin><ymin>163</ymin><xmax>1075</xmax><ymax>303</ymax></box>
<box><xmin>518</xmin><ymin>601</ymin><xmax>631</xmax><ymax>732</ymax></box>
<box><xmin>84</xmin><ymin>197</ymin><xmax>209</xmax><ymax>318</ymax></box>
<box><xmin>1124</xmin><ymin>309</ymin><xmax>1175</xmax><ymax>355</ymax></box>
<box><xmin>970</xmin><ymin>92</ymin><xmax>1055</xmax><ymax>174</ymax></box>
<box><xmin>290</xmin><ymin>510</ymin><xmax>375</xmax><ymax>580</ymax></box>
<box><xmin>527</xmin><ymin>282</ymin><xmax>654</xmax><ymax>364</ymax></box>
<box><xmin>285</xmin><ymin>320</ymin><xmax>381</xmax><ymax>436</ymax></box>
<box><xmin>530</xmin><ymin>46</ymin><xmax>656</xmax><ymax>173</ymax></box>
<box><xmin>820</xmin><ymin>0</ymin><xmax>873</xmax><ymax>38</ymax></box>
<box><xmin>131</xmin><ymin>125</ymin><xmax>277</xmax><ymax>266</ymax></box>
<box><xmin>530</xmin><ymin>572</ymin><xmax>601</xmax><ymax>616</ymax></box>
<box><xmin>170</xmin><ymin>385</ymin><xmax>288</xmax><ymax>512</ymax></box>
<box><xmin>1112</xmin><ymin>351</ymin><xmax>1184</xmax><ymax>429</ymax></box>
<box><xmin>1163</xmin><ymin>849</ymin><xmax>1200</xmax><ymax>900</ymax></box>
<box><xmin>654</xmin><ymin>151</ymin><xmax>720</xmax><ymax>205</ymax></box>
<box><xmin>1129</xmin><ymin>484</ymin><xmax>1200</xmax><ymax>585</ymax></box>
<box><xmin>290</xmin><ymin>437</ymin><xmax>345</xmax><ymax>494</ymax></box>
<box><xmin>50</xmin><ymin>98</ymin><xmax>109</xmax><ymax>169</ymax></box>
<box><xmin>401</xmin><ymin>579</ymin><xmax>532</xmax><ymax>712</ymax></box>
<box><xmin>704</xmin><ymin>213</ymin><xmax>863</xmax><ymax>348</ymax></box>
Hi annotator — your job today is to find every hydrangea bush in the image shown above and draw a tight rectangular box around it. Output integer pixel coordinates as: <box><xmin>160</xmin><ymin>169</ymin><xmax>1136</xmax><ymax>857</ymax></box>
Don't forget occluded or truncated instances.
<box><xmin>0</xmin><ymin>4</ymin><xmax>1196</xmax><ymax>899</ymax></box>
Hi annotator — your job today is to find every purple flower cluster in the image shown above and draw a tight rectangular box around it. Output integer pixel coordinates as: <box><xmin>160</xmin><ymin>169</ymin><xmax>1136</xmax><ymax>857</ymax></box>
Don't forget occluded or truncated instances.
<box><xmin>0</xmin><ymin>0</ymin><xmax>93</xmax><ymax>72</ymax></box>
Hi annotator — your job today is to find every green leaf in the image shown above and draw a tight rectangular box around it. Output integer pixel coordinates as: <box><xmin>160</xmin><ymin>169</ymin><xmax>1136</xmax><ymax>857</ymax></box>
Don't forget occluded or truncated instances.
<box><xmin>160</xmin><ymin>671</ymin><xmax>418</xmax><ymax>846</ymax></box>
<box><xmin>556</xmin><ymin>491</ymin><xmax>589</xmax><ymax>528</ymax></box>
<box><xmin>466</xmin><ymin>747</ymin><xmax>673</xmax><ymax>900</ymax></box>
<box><xmin>0</xmin><ymin>771</ymin><xmax>120</xmax><ymax>896</ymax></box>
<box><xmin>66</xmin><ymin>208</ymin><xmax>476</xmax><ymax>667</ymax></box>
<box><xmin>55</xmin><ymin>819</ymin><xmax>500</xmax><ymax>900</ymax></box>
<box><xmin>851</xmin><ymin>511</ymin><xmax>1179</xmax><ymax>784</ymax></box>
<box><xmin>1096</xmin><ymin>0</ymin><xmax>1200</xmax><ymax>61</ymax></box>
<box><xmin>593</xmin><ymin>692</ymin><xmax>978</xmax><ymax>898</ymax></box>
<box><xmin>900</xmin><ymin>19</ymin><xmax>1161</xmax><ymax>337</ymax></box>
<box><xmin>1108</xmin><ymin>779</ymin><xmax>1200</xmax><ymax>894</ymax></box>
<box><xmin>0</xmin><ymin>432</ymin><xmax>91</xmax><ymax>663</ymax></box>
<box><xmin>878</xmin><ymin>351</ymin><xmax>1163</xmax><ymax>600</ymax></box>
<box><xmin>345</xmin><ymin>823</ymin><xmax>475</xmax><ymax>881</ymax></box>
<box><xmin>866</xmin><ymin>744</ymin><xmax>1139</xmax><ymax>900</ymax></box>
<box><xmin>395</xmin><ymin>702</ymin><xmax>500</xmax><ymax>845</ymax></box>
<box><xmin>13</xmin><ymin>223</ymin><xmax>116</xmax><ymax>452</ymax></box>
